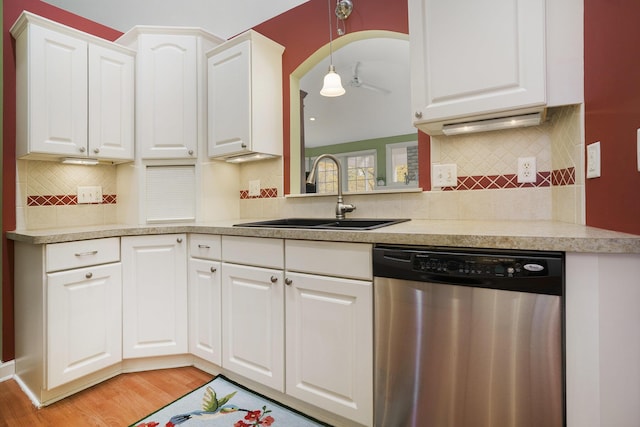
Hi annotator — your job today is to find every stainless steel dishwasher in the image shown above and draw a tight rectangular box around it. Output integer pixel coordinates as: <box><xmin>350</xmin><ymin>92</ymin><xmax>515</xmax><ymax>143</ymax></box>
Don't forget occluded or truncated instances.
<box><xmin>373</xmin><ymin>245</ymin><xmax>564</xmax><ymax>427</ymax></box>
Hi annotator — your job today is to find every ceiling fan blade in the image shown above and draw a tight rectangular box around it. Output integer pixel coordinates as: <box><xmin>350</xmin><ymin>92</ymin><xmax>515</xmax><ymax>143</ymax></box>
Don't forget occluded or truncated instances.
<box><xmin>360</xmin><ymin>82</ymin><xmax>391</xmax><ymax>94</ymax></box>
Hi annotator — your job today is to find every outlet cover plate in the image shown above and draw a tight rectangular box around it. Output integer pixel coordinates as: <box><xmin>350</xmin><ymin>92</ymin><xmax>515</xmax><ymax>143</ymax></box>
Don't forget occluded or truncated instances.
<box><xmin>587</xmin><ymin>141</ymin><xmax>601</xmax><ymax>179</ymax></box>
<box><xmin>517</xmin><ymin>157</ymin><xmax>537</xmax><ymax>183</ymax></box>
<box><xmin>432</xmin><ymin>164</ymin><xmax>457</xmax><ymax>188</ymax></box>
<box><xmin>249</xmin><ymin>180</ymin><xmax>261</xmax><ymax>197</ymax></box>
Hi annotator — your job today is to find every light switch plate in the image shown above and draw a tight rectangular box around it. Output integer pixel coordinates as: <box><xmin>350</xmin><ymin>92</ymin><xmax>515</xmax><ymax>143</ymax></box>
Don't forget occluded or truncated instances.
<box><xmin>249</xmin><ymin>180</ymin><xmax>261</xmax><ymax>197</ymax></box>
<box><xmin>77</xmin><ymin>186</ymin><xmax>102</xmax><ymax>204</ymax></box>
<box><xmin>432</xmin><ymin>163</ymin><xmax>457</xmax><ymax>188</ymax></box>
<box><xmin>586</xmin><ymin>141</ymin><xmax>601</xmax><ymax>179</ymax></box>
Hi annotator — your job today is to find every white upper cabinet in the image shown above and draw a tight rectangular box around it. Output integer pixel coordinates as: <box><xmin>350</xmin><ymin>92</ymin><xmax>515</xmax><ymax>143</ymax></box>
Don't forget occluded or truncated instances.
<box><xmin>117</xmin><ymin>28</ymin><xmax>224</xmax><ymax>160</ymax></box>
<box><xmin>11</xmin><ymin>12</ymin><xmax>135</xmax><ymax>162</ymax></box>
<box><xmin>409</xmin><ymin>0</ymin><xmax>583</xmax><ymax>134</ymax></box>
<box><xmin>207</xmin><ymin>30</ymin><xmax>284</xmax><ymax>161</ymax></box>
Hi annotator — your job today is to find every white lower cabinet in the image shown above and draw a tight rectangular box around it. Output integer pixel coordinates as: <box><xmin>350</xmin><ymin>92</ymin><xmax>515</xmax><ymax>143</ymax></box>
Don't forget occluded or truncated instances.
<box><xmin>188</xmin><ymin>234</ymin><xmax>222</xmax><ymax>365</ymax></box>
<box><xmin>47</xmin><ymin>263</ymin><xmax>122</xmax><ymax>389</ymax></box>
<box><xmin>220</xmin><ymin>236</ymin><xmax>373</xmax><ymax>426</ymax></box>
<box><xmin>122</xmin><ymin>234</ymin><xmax>188</xmax><ymax>358</ymax></box>
<box><xmin>14</xmin><ymin>237</ymin><xmax>121</xmax><ymax>405</ymax></box>
<box><xmin>221</xmin><ymin>236</ymin><xmax>285</xmax><ymax>391</ymax></box>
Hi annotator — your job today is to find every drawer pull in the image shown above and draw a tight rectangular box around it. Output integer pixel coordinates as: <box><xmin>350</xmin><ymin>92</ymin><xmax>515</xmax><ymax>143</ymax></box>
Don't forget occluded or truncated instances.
<box><xmin>85</xmin><ymin>272</ymin><xmax>93</xmax><ymax>279</ymax></box>
<box><xmin>177</xmin><ymin>238</ymin><xmax>183</xmax><ymax>243</ymax></box>
<box><xmin>210</xmin><ymin>267</ymin><xmax>217</xmax><ymax>273</ymax></box>
<box><xmin>198</xmin><ymin>244</ymin><xmax>211</xmax><ymax>249</ymax></box>
<box><xmin>270</xmin><ymin>276</ymin><xmax>278</xmax><ymax>284</ymax></box>
<box><xmin>284</xmin><ymin>278</ymin><xmax>292</xmax><ymax>286</ymax></box>
<box><xmin>75</xmin><ymin>251</ymin><xmax>98</xmax><ymax>257</ymax></box>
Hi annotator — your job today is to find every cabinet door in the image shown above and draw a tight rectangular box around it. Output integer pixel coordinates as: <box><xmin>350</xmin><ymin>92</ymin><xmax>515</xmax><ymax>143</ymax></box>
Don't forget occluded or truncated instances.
<box><xmin>285</xmin><ymin>272</ymin><xmax>373</xmax><ymax>426</ymax></box>
<box><xmin>24</xmin><ymin>23</ymin><xmax>88</xmax><ymax>157</ymax></box>
<box><xmin>188</xmin><ymin>258</ymin><xmax>222</xmax><ymax>365</ymax></box>
<box><xmin>88</xmin><ymin>43</ymin><xmax>134</xmax><ymax>160</ymax></box>
<box><xmin>47</xmin><ymin>263</ymin><xmax>122</xmax><ymax>389</ymax></box>
<box><xmin>137</xmin><ymin>34</ymin><xmax>197</xmax><ymax>159</ymax></box>
<box><xmin>221</xmin><ymin>262</ymin><xmax>284</xmax><ymax>391</ymax></box>
<box><xmin>207</xmin><ymin>40</ymin><xmax>251</xmax><ymax>158</ymax></box>
<box><xmin>122</xmin><ymin>234</ymin><xmax>188</xmax><ymax>358</ymax></box>
<box><xmin>409</xmin><ymin>0</ymin><xmax>545</xmax><ymax>123</ymax></box>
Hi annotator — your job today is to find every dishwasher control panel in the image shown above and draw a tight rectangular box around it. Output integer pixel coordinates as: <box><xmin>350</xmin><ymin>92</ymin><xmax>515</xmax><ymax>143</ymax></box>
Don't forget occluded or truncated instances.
<box><xmin>373</xmin><ymin>245</ymin><xmax>564</xmax><ymax>296</ymax></box>
<box><xmin>413</xmin><ymin>253</ymin><xmax>548</xmax><ymax>278</ymax></box>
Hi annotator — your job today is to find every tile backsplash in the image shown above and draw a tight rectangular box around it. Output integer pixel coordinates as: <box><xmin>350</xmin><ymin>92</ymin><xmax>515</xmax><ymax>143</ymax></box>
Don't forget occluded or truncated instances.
<box><xmin>17</xmin><ymin>106</ymin><xmax>583</xmax><ymax>229</ymax></box>
<box><xmin>240</xmin><ymin>105</ymin><xmax>584</xmax><ymax>223</ymax></box>
<box><xmin>16</xmin><ymin>160</ymin><xmax>118</xmax><ymax>229</ymax></box>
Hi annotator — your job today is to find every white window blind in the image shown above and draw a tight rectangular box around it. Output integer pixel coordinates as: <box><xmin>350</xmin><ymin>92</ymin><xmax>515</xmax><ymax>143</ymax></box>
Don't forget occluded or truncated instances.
<box><xmin>145</xmin><ymin>165</ymin><xmax>196</xmax><ymax>222</ymax></box>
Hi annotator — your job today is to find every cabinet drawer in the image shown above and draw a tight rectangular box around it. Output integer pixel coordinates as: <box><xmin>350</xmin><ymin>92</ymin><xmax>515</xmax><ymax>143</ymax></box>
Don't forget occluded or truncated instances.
<box><xmin>222</xmin><ymin>236</ymin><xmax>283</xmax><ymax>269</ymax></box>
<box><xmin>285</xmin><ymin>240</ymin><xmax>372</xmax><ymax>280</ymax></box>
<box><xmin>46</xmin><ymin>238</ymin><xmax>120</xmax><ymax>272</ymax></box>
<box><xmin>189</xmin><ymin>234</ymin><xmax>221</xmax><ymax>260</ymax></box>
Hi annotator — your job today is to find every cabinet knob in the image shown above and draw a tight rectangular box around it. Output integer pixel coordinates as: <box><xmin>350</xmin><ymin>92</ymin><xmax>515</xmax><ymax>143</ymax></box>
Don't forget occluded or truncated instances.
<box><xmin>241</xmin><ymin>143</ymin><xmax>247</xmax><ymax>149</ymax></box>
<box><xmin>177</xmin><ymin>238</ymin><xmax>183</xmax><ymax>243</ymax></box>
<box><xmin>210</xmin><ymin>267</ymin><xmax>217</xmax><ymax>273</ymax></box>
<box><xmin>188</xmin><ymin>150</ymin><xmax>194</xmax><ymax>156</ymax></box>
<box><xmin>414</xmin><ymin>111</ymin><xmax>423</xmax><ymax>119</ymax></box>
<box><xmin>284</xmin><ymin>278</ymin><xmax>292</xmax><ymax>286</ymax></box>
<box><xmin>93</xmin><ymin>148</ymin><xmax>100</xmax><ymax>154</ymax></box>
<box><xmin>85</xmin><ymin>272</ymin><xmax>93</xmax><ymax>279</ymax></box>
<box><xmin>270</xmin><ymin>276</ymin><xmax>278</xmax><ymax>283</ymax></box>
<box><xmin>79</xmin><ymin>146</ymin><xmax>86</xmax><ymax>153</ymax></box>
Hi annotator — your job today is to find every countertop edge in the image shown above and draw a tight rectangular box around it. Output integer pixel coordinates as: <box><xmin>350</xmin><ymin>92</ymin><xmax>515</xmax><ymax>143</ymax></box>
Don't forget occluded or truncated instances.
<box><xmin>7</xmin><ymin>220</ymin><xmax>640</xmax><ymax>254</ymax></box>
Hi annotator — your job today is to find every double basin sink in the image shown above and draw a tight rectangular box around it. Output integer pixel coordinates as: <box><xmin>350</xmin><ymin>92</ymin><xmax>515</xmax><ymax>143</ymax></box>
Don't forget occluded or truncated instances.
<box><xmin>234</xmin><ymin>218</ymin><xmax>410</xmax><ymax>230</ymax></box>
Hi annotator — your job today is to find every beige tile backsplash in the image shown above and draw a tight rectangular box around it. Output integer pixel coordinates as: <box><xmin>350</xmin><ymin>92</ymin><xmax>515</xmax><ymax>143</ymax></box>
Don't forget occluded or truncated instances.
<box><xmin>17</xmin><ymin>106</ymin><xmax>584</xmax><ymax>229</ymax></box>
<box><xmin>17</xmin><ymin>160</ymin><xmax>118</xmax><ymax>230</ymax></box>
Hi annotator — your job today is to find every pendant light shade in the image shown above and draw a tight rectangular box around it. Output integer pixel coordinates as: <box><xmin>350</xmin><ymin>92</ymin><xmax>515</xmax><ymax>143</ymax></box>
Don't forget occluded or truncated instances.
<box><xmin>320</xmin><ymin>65</ymin><xmax>346</xmax><ymax>97</ymax></box>
<box><xmin>320</xmin><ymin>0</ymin><xmax>345</xmax><ymax>97</ymax></box>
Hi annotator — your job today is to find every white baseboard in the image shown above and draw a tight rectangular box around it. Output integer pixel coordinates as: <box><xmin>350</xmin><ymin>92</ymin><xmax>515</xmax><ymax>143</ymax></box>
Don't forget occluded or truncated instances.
<box><xmin>0</xmin><ymin>360</ymin><xmax>16</xmax><ymax>382</ymax></box>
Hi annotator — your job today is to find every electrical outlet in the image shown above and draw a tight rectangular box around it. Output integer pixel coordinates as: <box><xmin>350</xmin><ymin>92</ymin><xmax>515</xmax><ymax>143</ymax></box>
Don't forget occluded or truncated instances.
<box><xmin>587</xmin><ymin>141</ymin><xmax>601</xmax><ymax>179</ymax></box>
<box><xmin>517</xmin><ymin>157</ymin><xmax>537</xmax><ymax>183</ymax></box>
<box><xmin>77</xmin><ymin>186</ymin><xmax>102</xmax><ymax>204</ymax></box>
<box><xmin>249</xmin><ymin>180</ymin><xmax>261</xmax><ymax>197</ymax></box>
<box><xmin>432</xmin><ymin>164</ymin><xmax>457</xmax><ymax>188</ymax></box>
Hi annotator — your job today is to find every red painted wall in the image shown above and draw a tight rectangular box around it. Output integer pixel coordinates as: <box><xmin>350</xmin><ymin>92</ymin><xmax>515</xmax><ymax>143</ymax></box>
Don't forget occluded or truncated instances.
<box><xmin>584</xmin><ymin>0</ymin><xmax>640</xmax><ymax>235</ymax></box>
<box><xmin>2</xmin><ymin>0</ymin><xmax>122</xmax><ymax>361</ymax></box>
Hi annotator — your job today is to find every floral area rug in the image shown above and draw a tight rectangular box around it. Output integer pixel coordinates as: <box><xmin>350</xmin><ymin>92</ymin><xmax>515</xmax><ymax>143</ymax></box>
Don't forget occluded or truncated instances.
<box><xmin>131</xmin><ymin>374</ymin><xmax>332</xmax><ymax>427</ymax></box>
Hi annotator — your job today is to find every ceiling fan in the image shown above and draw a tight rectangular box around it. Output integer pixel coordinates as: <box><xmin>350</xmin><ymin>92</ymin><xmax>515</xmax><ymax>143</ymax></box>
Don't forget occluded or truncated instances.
<box><xmin>348</xmin><ymin>61</ymin><xmax>391</xmax><ymax>94</ymax></box>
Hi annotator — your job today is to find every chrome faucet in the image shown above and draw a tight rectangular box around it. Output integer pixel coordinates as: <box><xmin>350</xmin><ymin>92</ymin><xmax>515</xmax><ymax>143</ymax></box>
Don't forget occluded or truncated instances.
<box><xmin>306</xmin><ymin>154</ymin><xmax>356</xmax><ymax>219</ymax></box>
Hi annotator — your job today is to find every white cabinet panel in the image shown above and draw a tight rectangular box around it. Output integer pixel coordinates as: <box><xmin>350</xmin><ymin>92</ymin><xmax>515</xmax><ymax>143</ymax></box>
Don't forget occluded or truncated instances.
<box><xmin>11</xmin><ymin>12</ymin><xmax>135</xmax><ymax>162</ymax></box>
<box><xmin>285</xmin><ymin>271</ymin><xmax>373</xmax><ymax>426</ymax></box>
<box><xmin>18</xmin><ymin>22</ymin><xmax>88</xmax><ymax>157</ymax></box>
<box><xmin>207</xmin><ymin>30</ymin><xmax>284</xmax><ymax>160</ymax></box>
<box><xmin>122</xmin><ymin>234</ymin><xmax>188</xmax><ymax>358</ymax></box>
<box><xmin>47</xmin><ymin>263</ymin><xmax>122</xmax><ymax>389</ymax></box>
<box><xmin>409</xmin><ymin>0</ymin><xmax>546</xmax><ymax>131</ymax></box>
<box><xmin>188</xmin><ymin>258</ymin><xmax>222</xmax><ymax>364</ymax></box>
<box><xmin>88</xmin><ymin>43</ymin><xmax>134</xmax><ymax>160</ymax></box>
<box><xmin>136</xmin><ymin>34</ymin><xmax>198</xmax><ymax>159</ymax></box>
<box><xmin>221</xmin><ymin>262</ymin><xmax>285</xmax><ymax>391</ymax></box>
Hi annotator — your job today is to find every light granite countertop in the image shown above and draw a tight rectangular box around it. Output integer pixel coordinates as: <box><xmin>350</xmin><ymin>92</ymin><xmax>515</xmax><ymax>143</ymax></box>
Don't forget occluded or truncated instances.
<box><xmin>7</xmin><ymin>219</ymin><xmax>640</xmax><ymax>254</ymax></box>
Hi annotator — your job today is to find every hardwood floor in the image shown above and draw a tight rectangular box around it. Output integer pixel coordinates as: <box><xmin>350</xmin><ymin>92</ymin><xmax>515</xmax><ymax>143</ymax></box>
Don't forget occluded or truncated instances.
<box><xmin>0</xmin><ymin>367</ymin><xmax>214</xmax><ymax>427</ymax></box>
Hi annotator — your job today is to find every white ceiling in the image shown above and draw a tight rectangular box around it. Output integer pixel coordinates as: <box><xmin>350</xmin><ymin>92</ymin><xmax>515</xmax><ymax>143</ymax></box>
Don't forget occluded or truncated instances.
<box><xmin>41</xmin><ymin>0</ymin><xmax>310</xmax><ymax>39</ymax></box>
<box><xmin>300</xmin><ymin>37</ymin><xmax>414</xmax><ymax>147</ymax></box>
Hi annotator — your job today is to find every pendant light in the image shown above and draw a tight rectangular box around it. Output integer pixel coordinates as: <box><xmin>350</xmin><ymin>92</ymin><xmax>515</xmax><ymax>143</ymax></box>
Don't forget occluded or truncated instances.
<box><xmin>320</xmin><ymin>0</ymin><xmax>345</xmax><ymax>97</ymax></box>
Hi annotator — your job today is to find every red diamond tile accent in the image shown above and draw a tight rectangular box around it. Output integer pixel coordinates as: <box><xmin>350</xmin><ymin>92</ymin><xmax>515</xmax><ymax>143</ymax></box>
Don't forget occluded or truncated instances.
<box><xmin>239</xmin><ymin>187</ymin><xmax>278</xmax><ymax>199</ymax></box>
<box><xmin>27</xmin><ymin>194</ymin><xmax>117</xmax><ymax>206</ymax></box>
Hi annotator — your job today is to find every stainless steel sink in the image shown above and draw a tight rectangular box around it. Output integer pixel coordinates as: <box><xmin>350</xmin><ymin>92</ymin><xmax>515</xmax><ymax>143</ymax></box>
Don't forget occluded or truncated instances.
<box><xmin>233</xmin><ymin>218</ymin><xmax>410</xmax><ymax>230</ymax></box>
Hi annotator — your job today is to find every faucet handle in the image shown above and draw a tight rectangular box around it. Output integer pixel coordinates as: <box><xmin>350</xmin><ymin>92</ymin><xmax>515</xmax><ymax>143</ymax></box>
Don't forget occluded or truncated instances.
<box><xmin>336</xmin><ymin>202</ymin><xmax>356</xmax><ymax>218</ymax></box>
